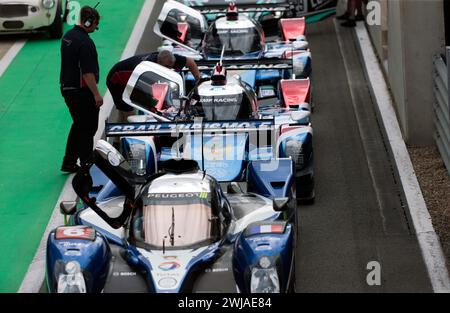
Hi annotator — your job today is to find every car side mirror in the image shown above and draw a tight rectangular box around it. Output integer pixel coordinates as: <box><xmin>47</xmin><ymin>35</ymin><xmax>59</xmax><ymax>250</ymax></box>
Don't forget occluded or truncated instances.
<box><xmin>59</xmin><ymin>201</ymin><xmax>78</xmax><ymax>216</ymax></box>
<box><xmin>273</xmin><ymin>197</ymin><xmax>290</xmax><ymax>211</ymax></box>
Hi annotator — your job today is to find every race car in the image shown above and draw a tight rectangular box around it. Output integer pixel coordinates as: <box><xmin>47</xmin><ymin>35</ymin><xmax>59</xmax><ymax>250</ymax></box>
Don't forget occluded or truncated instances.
<box><xmin>175</xmin><ymin>0</ymin><xmax>338</xmax><ymax>27</ymax></box>
<box><xmin>46</xmin><ymin>145</ymin><xmax>298</xmax><ymax>293</ymax></box>
<box><xmin>0</xmin><ymin>0</ymin><xmax>69</xmax><ymax>38</ymax></box>
<box><xmin>154</xmin><ymin>0</ymin><xmax>312</xmax><ymax>81</ymax></box>
<box><xmin>118</xmin><ymin>60</ymin><xmax>315</xmax><ymax>201</ymax></box>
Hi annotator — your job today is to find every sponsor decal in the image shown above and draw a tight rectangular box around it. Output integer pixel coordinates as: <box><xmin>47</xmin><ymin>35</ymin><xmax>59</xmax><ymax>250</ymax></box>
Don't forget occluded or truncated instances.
<box><xmin>200</xmin><ymin>96</ymin><xmax>239</xmax><ymax>103</ymax></box>
<box><xmin>199</xmin><ymin>7</ymin><xmax>288</xmax><ymax>14</ymax></box>
<box><xmin>147</xmin><ymin>192</ymin><xmax>209</xmax><ymax>199</ymax></box>
<box><xmin>107</xmin><ymin>121</ymin><xmax>274</xmax><ymax>135</ymax></box>
<box><xmin>250</xmin><ymin>236</ymin><xmax>281</xmax><ymax>243</ymax></box>
<box><xmin>64</xmin><ymin>250</ymin><xmax>82</xmax><ymax>256</ymax></box>
<box><xmin>59</xmin><ymin>242</ymin><xmax>89</xmax><ymax>247</ymax></box>
<box><xmin>204</xmin><ymin>268</ymin><xmax>229</xmax><ymax>273</ymax></box>
<box><xmin>158</xmin><ymin>277</ymin><xmax>178</xmax><ymax>289</ymax></box>
<box><xmin>197</xmin><ymin>63</ymin><xmax>291</xmax><ymax>71</ymax></box>
<box><xmin>217</xmin><ymin>29</ymin><xmax>250</xmax><ymax>34</ymax></box>
<box><xmin>255</xmin><ymin>244</ymin><xmax>273</xmax><ymax>251</ymax></box>
<box><xmin>113</xmin><ymin>272</ymin><xmax>137</xmax><ymax>277</ymax></box>
<box><xmin>158</xmin><ymin>261</ymin><xmax>181</xmax><ymax>271</ymax></box>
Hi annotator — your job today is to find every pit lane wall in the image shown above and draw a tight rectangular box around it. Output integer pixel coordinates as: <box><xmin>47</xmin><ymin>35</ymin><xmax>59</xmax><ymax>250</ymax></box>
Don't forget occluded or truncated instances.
<box><xmin>364</xmin><ymin>0</ymin><xmax>445</xmax><ymax>146</ymax></box>
<box><xmin>0</xmin><ymin>0</ymin><xmax>145</xmax><ymax>292</ymax></box>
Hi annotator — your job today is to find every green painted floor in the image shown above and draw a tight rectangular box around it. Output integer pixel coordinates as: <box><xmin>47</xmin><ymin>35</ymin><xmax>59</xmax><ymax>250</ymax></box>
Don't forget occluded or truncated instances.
<box><xmin>0</xmin><ymin>0</ymin><xmax>144</xmax><ymax>292</ymax></box>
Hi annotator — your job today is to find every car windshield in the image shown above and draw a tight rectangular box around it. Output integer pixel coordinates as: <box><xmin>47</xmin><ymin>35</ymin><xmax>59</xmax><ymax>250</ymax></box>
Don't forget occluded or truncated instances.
<box><xmin>133</xmin><ymin>192</ymin><xmax>214</xmax><ymax>248</ymax></box>
<box><xmin>205</xmin><ymin>24</ymin><xmax>262</xmax><ymax>57</ymax></box>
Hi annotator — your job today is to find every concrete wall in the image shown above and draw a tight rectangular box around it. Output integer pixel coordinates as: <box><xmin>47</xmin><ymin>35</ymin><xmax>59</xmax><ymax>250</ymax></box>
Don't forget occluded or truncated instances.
<box><xmin>386</xmin><ymin>0</ymin><xmax>407</xmax><ymax>136</ymax></box>
<box><xmin>365</xmin><ymin>0</ymin><xmax>445</xmax><ymax>146</ymax></box>
<box><xmin>401</xmin><ymin>0</ymin><xmax>445</xmax><ymax>144</ymax></box>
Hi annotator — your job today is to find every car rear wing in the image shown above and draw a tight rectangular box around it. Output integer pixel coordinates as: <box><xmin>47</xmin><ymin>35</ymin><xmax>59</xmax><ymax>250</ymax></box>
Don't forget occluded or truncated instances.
<box><xmin>185</xmin><ymin>4</ymin><xmax>291</xmax><ymax>15</ymax></box>
<box><xmin>185</xmin><ymin>58</ymin><xmax>294</xmax><ymax>72</ymax></box>
<box><xmin>105</xmin><ymin>119</ymin><xmax>276</xmax><ymax>138</ymax></box>
<box><xmin>177</xmin><ymin>0</ymin><xmax>337</xmax><ymax>18</ymax></box>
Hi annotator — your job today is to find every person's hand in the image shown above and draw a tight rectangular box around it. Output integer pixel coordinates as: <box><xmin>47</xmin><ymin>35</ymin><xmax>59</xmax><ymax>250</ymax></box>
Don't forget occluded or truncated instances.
<box><xmin>94</xmin><ymin>93</ymin><xmax>103</xmax><ymax>108</ymax></box>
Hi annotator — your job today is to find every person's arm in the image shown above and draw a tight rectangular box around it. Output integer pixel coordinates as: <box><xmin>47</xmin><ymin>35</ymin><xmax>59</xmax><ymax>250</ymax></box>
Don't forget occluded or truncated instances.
<box><xmin>82</xmin><ymin>73</ymin><xmax>103</xmax><ymax>108</ymax></box>
<box><xmin>79</xmin><ymin>41</ymin><xmax>103</xmax><ymax>108</ymax></box>
<box><xmin>186</xmin><ymin>57</ymin><xmax>201</xmax><ymax>81</ymax></box>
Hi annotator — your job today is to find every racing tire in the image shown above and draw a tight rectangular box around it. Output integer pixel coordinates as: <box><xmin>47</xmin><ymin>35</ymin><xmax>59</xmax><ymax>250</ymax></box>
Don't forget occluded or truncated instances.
<box><xmin>48</xmin><ymin>1</ymin><xmax>63</xmax><ymax>39</ymax></box>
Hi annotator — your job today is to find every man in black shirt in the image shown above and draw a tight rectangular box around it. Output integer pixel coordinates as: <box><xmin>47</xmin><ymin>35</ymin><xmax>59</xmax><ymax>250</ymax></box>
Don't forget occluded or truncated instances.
<box><xmin>106</xmin><ymin>50</ymin><xmax>201</xmax><ymax>121</ymax></box>
<box><xmin>60</xmin><ymin>6</ymin><xmax>102</xmax><ymax>173</ymax></box>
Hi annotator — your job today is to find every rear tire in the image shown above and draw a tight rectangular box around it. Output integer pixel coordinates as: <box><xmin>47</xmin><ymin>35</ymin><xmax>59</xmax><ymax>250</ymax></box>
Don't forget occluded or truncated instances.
<box><xmin>48</xmin><ymin>1</ymin><xmax>63</xmax><ymax>39</ymax></box>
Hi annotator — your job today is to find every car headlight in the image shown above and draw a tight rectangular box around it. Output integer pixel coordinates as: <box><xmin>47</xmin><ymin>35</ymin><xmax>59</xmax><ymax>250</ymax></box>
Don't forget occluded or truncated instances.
<box><xmin>57</xmin><ymin>261</ymin><xmax>87</xmax><ymax>293</ymax></box>
<box><xmin>285</xmin><ymin>140</ymin><xmax>304</xmax><ymax>169</ymax></box>
<box><xmin>250</xmin><ymin>257</ymin><xmax>280</xmax><ymax>293</ymax></box>
<box><xmin>42</xmin><ymin>0</ymin><xmax>55</xmax><ymax>9</ymax></box>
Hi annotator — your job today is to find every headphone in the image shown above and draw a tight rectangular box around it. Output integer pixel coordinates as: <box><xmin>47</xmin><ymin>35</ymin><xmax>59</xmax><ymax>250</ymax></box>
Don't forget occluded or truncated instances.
<box><xmin>83</xmin><ymin>2</ymin><xmax>100</xmax><ymax>29</ymax></box>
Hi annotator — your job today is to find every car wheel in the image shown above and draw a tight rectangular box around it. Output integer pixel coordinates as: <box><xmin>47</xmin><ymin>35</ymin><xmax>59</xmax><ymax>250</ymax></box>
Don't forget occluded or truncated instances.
<box><xmin>48</xmin><ymin>1</ymin><xmax>63</xmax><ymax>39</ymax></box>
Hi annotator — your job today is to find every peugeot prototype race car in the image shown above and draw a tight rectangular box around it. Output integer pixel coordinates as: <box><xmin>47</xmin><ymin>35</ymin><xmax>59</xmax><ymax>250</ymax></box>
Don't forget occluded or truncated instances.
<box><xmin>45</xmin><ymin>141</ymin><xmax>298</xmax><ymax>293</ymax></box>
<box><xmin>119</xmin><ymin>58</ymin><xmax>314</xmax><ymax>201</ymax></box>
<box><xmin>44</xmin><ymin>62</ymin><xmax>313</xmax><ymax>294</ymax></box>
<box><xmin>154</xmin><ymin>0</ymin><xmax>312</xmax><ymax>82</ymax></box>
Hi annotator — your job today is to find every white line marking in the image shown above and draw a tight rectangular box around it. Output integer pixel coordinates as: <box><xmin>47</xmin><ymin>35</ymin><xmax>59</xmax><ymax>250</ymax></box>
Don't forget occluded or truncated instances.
<box><xmin>0</xmin><ymin>40</ymin><xmax>26</xmax><ymax>78</ymax></box>
<box><xmin>17</xmin><ymin>180</ymin><xmax>75</xmax><ymax>293</ymax></box>
<box><xmin>18</xmin><ymin>0</ymin><xmax>156</xmax><ymax>293</ymax></box>
<box><xmin>354</xmin><ymin>22</ymin><xmax>450</xmax><ymax>293</ymax></box>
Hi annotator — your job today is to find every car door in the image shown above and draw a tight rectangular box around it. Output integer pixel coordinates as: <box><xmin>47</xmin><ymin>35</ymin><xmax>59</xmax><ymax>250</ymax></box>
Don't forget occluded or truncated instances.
<box><xmin>72</xmin><ymin>140</ymin><xmax>146</xmax><ymax>229</ymax></box>
<box><xmin>154</xmin><ymin>0</ymin><xmax>208</xmax><ymax>53</ymax></box>
<box><xmin>122</xmin><ymin>61</ymin><xmax>185</xmax><ymax>119</ymax></box>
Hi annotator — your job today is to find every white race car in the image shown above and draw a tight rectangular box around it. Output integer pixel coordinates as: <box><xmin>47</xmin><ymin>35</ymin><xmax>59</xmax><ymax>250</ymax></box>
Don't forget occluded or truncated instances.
<box><xmin>0</xmin><ymin>0</ymin><xmax>68</xmax><ymax>38</ymax></box>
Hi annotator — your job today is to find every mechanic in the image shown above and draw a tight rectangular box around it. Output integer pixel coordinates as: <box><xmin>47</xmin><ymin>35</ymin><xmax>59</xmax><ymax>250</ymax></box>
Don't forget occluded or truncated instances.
<box><xmin>106</xmin><ymin>49</ymin><xmax>201</xmax><ymax>122</ymax></box>
<box><xmin>60</xmin><ymin>6</ymin><xmax>102</xmax><ymax>173</ymax></box>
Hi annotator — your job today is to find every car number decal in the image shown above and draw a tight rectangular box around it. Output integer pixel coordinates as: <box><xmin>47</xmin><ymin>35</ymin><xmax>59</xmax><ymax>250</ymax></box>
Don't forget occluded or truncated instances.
<box><xmin>55</xmin><ymin>226</ymin><xmax>96</xmax><ymax>241</ymax></box>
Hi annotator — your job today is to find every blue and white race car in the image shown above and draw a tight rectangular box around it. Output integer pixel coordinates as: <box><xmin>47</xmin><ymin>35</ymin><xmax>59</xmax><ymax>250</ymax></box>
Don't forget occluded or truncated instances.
<box><xmin>44</xmin><ymin>59</ymin><xmax>315</xmax><ymax>294</ymax></box>
<box><xmin>119</xmin><ymin>59</ymin><xmax>315</xmax><ymax>201</ymax></box>
<box><xmin>46</xmin><ymin>143</ymin><xmax>298</xmax><ymax>293</ymax></box>
<box><xmin>154</xmin><ymin>0</ymin><xmax>312</xmax><ymax>80</ymax></box>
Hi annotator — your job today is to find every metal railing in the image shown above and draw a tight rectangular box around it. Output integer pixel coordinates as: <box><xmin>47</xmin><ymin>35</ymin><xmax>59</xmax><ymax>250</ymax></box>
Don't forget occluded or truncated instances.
<box><xmin>433</xmin><ymin>47</ymin><xmax>450</xmax><ymax>176</ymax></box>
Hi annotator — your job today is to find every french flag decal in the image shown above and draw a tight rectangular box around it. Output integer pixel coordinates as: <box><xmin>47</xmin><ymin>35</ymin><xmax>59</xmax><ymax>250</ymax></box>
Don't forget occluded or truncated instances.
<box><xmin>249</xmin><ymin>224</ymin><xmax>285</xmax><ymax>235</ymax></box>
